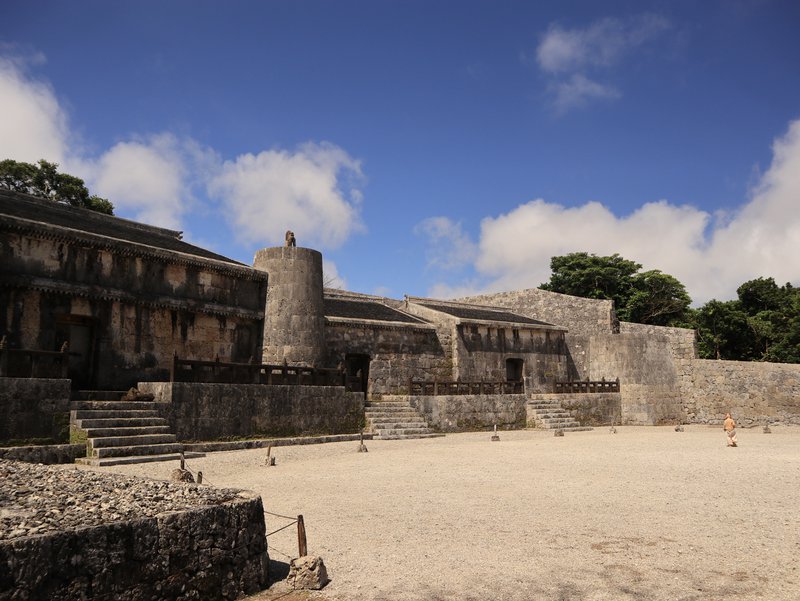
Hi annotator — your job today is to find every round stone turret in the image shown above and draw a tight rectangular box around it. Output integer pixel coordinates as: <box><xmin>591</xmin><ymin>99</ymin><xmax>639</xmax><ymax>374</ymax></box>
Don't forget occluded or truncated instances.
<box><xmin>253</xmin><ymin>246</ymin><xmax>326</xmax><ymax>367</ymax></box>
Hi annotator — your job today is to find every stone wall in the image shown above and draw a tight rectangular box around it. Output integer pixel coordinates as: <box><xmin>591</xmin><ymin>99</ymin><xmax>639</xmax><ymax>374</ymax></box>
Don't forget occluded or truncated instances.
<box><xmin>1</xmin><ymin>229</ymin><xmax>267</xmax><ymax>389</ymax></box>
<box><xmin>0</xmin><ymin>443</ymin><xmax>84</xmax><ymax>464</ymax></box>
<box><xmin>254</xmin><ymin>246</ymin><xmax>326</xmax><ymax>367</ymax></box>
<box><xmin>452</xmin><ymin>324</ymin><xmax>570</xmax><ymax>394</ymax></box>
<box><xmin>585</xmin><ymin>331</ymin><xmax>684</xmax><ymax>424</ymax></box>
<box><xmin>0</xmin><ymin>460</ymin><xmax>268</xmax><ymax>600</ymax></box>
<box><xmin>528</xmin><ymin>393</ymin><xmax>621</xmax><ymax>427</ymax></box>
<box><xmin>456</xmin><ymin>288</ymin><xmax>617</xmax><ymax>336</ymax></box>
<box><xmin>324</xmin><ymin>320</ymin><xmax>451</xmax><ymax>396</ymax></box>
<box><xmin>139</xmin><ymin>382</ymin><xmax>364</xmax><ymax>440</ymax></box>
<box><xmin>0</xmin><ymin>378</ymin><xmax>70</xmax><ymax>443</ymax></box>
<box><xmin>679</xmin><ymin>359</ymin><xmax>800</xmax><ymax>426</ymax></box>
<box><xmin>391</xmin><ymin>394</ymin><xmax>527</xmax><ymax>431</ymax></box>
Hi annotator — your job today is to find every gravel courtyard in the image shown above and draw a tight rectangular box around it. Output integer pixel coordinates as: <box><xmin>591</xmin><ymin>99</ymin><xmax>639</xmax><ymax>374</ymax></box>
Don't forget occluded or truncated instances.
<box><xmin>99</xmin><ymin>425</ymin><xmax>800</xmax><ymax>601</ymax></box>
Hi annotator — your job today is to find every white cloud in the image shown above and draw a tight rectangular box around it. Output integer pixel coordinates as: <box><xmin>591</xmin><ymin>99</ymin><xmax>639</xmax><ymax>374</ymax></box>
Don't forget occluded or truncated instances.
<box><xmin>89</xmin><ymin>134</ymin><xmax>205</xmax><ymax>230</ymax></box>
<box><xmin>414</xmin><ymin>216</ymin><xmax>478</xmax><ymax>270</ymax></box>
<box><xmin>0</xmin><ymin>54</ymin><xmax>366</xmax><ymax>248</ymax></box>
<box><xmin>536</xmin><ymin>14</ymin><xmax>670</xmax><ymax>73</ymax></box>
<box><xmin>424</xmin><ymin>119</ymin><xmax>800</xmax><ymax>305</ymax></box>
<box><xmin>551</xmin><ymin>74</ymin><xmax>621</xmax><ymax>113</ymax></box>
<box><xmin>208</xmin><ymin>142</ymin><xmax>365</xmax><ymax>249</ymax></box>
<box><xmin>0</xmin><ymin>56</ymin><xmax>69</xmax><ymax>164</ymax></box>
<box><xmin>534</xmin><ymin>14</ymin><xmax>669</xmax><ymax>113</ymax></box>
<box><xmin>323</xmin><ymin>259</ymin><xmax>347</xmax><ymax>290</ymax></box>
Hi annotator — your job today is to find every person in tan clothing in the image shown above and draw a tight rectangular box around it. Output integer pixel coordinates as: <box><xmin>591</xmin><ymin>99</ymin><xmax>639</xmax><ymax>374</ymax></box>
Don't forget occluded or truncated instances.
<box><xmin>723</xmin><ymin>413</ymin><xmax>737</xmax><ymax>447</ymax></box>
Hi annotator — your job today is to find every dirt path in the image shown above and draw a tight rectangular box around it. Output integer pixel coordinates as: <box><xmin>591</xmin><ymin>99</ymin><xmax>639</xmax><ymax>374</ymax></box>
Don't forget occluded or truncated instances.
<box><xmin>98</xmin><ymin>426</ymin><xmax>800</xmax><ymax>600</ymax></box>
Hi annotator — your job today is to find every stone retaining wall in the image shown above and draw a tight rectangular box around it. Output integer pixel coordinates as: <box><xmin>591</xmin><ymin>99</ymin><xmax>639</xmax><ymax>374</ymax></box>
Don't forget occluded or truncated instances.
<box><xmin>679</xmin><ymin>359</ymin><xmax>800</xmax><ymax>426</ymax></box>
<box><xmin>0</xmin><ymin>378</ymin><xmax>71</xmax><ymax>443</ymax></box>
<box><xmin>390</xmin><ymin>394</ymin><xmax>527</xmax><ymax>432</ymax></box>
<box><xmin>529</xmin><ymin>393</ymin><xmax>621</xmax><ymax>426</ymax></box>
<box><xmin>0</xmin><ymin>443</ymin><xmax>84</xmax><ymax>464</ymax></box>
<box><xmin>0</xmin><ymin>460</ymin><xmax>269</xmax><ymax>601</ymax></box>
<box><xmin>139</xmin><ymin>382</ymin><xmax>364</xmax><ymax>440</ymax></box>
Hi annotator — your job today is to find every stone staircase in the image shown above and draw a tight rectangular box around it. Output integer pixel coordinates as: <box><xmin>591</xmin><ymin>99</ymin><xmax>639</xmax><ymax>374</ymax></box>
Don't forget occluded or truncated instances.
<box><xmin>71</xmin><ymin>391</ymin><xmax>204</xmax><ymax>466</ymax></box>
<box><xmin>527</xmin><ymin>399</ymin><xmax>593</xmax><ymax>432</ymax></box>
<box><xmin>364</xmin><ymin>399</ymin><xmax>444</xmax><ymax>440</ymax></box>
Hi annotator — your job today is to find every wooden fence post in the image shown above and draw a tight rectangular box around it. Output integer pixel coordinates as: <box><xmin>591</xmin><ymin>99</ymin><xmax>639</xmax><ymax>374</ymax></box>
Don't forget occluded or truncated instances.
<box><xmin>297</xmin><ymin>514</ymin><xmax>308</xmax><ymax>557</ymax></box>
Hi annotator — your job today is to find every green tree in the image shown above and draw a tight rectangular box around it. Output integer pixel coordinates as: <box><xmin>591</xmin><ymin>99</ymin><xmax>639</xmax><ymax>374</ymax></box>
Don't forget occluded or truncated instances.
<box><xmin>0</xmin><ymin>159</ymin><xmax>114</xmax><ymax>215</ymax></box>
<box><xmin>622</xmin><ymin>270</ymin><xmax>691</xmax><ymax>326</ymax></box>
<box><xmin>693</xmin><ymin>300</ymin><xmax>754</xmax><ymax>360</ymax></box>
<box><xmin>540</xmin><ymin>252</ymin><xmax>641</xmax><ymax>311</ymax></box>
<box><xmin>540</xmin><ymin>252</ymin><xmax>691</xmax><ymax>326</ymax></box>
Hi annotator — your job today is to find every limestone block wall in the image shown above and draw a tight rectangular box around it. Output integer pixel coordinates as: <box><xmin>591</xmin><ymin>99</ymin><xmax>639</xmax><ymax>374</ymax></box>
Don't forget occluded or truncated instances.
<box><xmin>1</xmin><ymin>228</ymin><xmax>267</xmax><ymax>389</ymax></box>
<box><xmin>394</xmin><ymin>394</ymin><xmax>527</xmax><ymax>431</ymax></box>
<box><xmin>324</xmin><ymin>321</ymin><xmax>451</xmax><ymax>395</ymax></box>
<box><xmin>0</xmin><ymin>443</ymin><xmax>85</xmax><ymax>464</ymax></box>
<box><xmin>528</xmin><ymin>393</ymin><xmax>621</xmax><ymax>426</ymax></box>
<box><xmin>678</xmin><ymin>359</ymin><xmax>800</xmax><ymax>426</ymax></box>
<box><xmin>253</xmin><ymin>246</ymin><xmax>326</xmax><ymax>367</ymax></box>
<box><xmin>0</xmin><ymin>378</ymin><xmax>70</xmax><ymax>443</ymax></box>
<box><xmin>456</xmin><ymin>288</ymin><xmax>617</xmax><ymax>336</ymax></box>
<box><xmin>139</xmin><ymin>382</ymin><xmax>364</xmax><ymax>440</ymax></box>
<box><xmin>585</xmin><ymin>331</ymin><xmax>684</xmax><ymax>424</ymax></box>
<box><xmin>0</xmin><ymin>461</ymin><xmax>268</xmax><ymax>601</ymax></box>
<box><xmin>452</xmin><ymin>325</ymin><xmax>570</xmax><ymax>393</ymax></box>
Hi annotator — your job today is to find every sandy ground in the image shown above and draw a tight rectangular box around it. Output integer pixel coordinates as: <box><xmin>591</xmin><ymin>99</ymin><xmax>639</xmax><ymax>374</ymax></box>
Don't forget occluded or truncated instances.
<box><xmin>97</xmin><ymin>426</ymin><xmax>800</xmax><ymax>601</ymax></box>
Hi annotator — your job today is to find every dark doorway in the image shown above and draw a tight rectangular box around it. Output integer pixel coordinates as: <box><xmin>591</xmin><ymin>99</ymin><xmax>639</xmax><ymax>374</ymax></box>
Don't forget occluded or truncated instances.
<box><xmin>506</xmin><ymin>358</ymin><xmax>523</xmax><ymax>382</ymax></box>
<box><xmin>55</xmin><ymin>315</ymin><xmax>95</xmax><ymax>389</ymax></box>
<box><xmin>345</xmin><ymin>353</ymin><xmax>370</xmax><ymax>397</ymax></box>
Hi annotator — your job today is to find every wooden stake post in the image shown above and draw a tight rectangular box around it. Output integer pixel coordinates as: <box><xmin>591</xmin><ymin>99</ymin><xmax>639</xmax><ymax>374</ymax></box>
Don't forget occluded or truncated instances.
<box><xmin>297</xmin><ymin>514</ymin><xmax>308</xmax><ymax>557</ymax></box>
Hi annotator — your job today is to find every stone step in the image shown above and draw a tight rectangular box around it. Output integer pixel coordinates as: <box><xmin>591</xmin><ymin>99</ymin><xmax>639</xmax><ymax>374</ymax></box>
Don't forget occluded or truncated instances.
<box><xmin>372</xmin><ymin>427</ymin><xmax>434</xmax><ymax>436</ymax></box>
<box><xmin>372</xmin><ymin>426</ymin><xmax>433</xmax><ymax>433</ymax></box>
<box><xmin>84</xmin><ymin>425</ymin><xmax>172</xmax><ymax>438</ymax></box>
<box><xmin>89</xmin><ymin>434</ymin><xmax>177</xmax><ymax>448</ymax></box>
<box><xmin>72</xmin><ymin>390</ymin><xmax>129</xmax><ymax>401</ymax></box>
<box><xmin>93</xmin><ymin>442</ymin><xmax>185</xmax><ymax>458</ymax></box>
<box><xmin>71</xmin><ymin>401</ymin><xmax>157</xmax><ymax>411</ymax></box>
<box><xmin>366</xmin><ymin>416</ymin><xmax>423</xmax><ymax>423</ymax></box>
<box><xmin>374</xmin><ymin>433</ymin><xmax>445</xmax><ymax>440</ymax></box>
<box><xmin>365</xmin><ymin>402</ymin><xmax>414</xmax><ymax>408</ymax></box>
<box><xmin>76</xmin><ymin>451</ymin><xmax>206</xmax><ymax>467</ymax></box>
<box><xmin>527</xmin><ymin>403</ymin><xmax>563</xmax><ymax>410</ymax></box>
<box><xmin>73</xmin><ymin>409</ymin><xmax>160</xmax><ymax>420</ymax></box>
<box><xmin>75</xmin><ymin>417</ymin><xmax>169</xmax><ymax>429</ymax></box>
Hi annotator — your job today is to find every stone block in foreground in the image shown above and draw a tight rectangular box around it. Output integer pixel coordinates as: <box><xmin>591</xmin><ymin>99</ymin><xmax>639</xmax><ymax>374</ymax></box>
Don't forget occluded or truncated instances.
<box><xmin>0</xmin><ymin>459</ymin><xmax>269</xmax><ymax>600</ymax></box>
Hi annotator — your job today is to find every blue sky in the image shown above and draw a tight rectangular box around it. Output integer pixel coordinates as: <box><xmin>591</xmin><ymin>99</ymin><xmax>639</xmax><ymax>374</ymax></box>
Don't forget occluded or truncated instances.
<box><xmin>2</xmin><ymin>0</ymin><xmax>799</xmax><ymax>304</ymax></box>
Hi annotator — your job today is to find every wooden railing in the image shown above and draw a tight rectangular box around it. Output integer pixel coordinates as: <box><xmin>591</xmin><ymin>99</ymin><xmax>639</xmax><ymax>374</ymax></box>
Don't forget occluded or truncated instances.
<box><xmin>0</xmin><ymin>338</ymin><xmax>70</xmax><ymax>379</ymax></box>
<box><xmin>554</xmin><ymin>379</ymin><xmax>620</xmax><ymax>394</ymax></box>
<box><xmin>409</xmin><ymin>379</ymin><xmax>524</xmax><ymax>395</ymax></box>
<box><xmin>170</xmin><ymin>354</ymin><xmax>346</xmax><ymax>387</ymax></box>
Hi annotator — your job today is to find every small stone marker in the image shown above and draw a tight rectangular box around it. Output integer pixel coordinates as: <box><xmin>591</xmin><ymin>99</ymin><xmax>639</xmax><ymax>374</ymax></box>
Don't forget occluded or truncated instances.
<box><xmin>491</xmin><ymin>424</ymin><xmax>500</xmax><ymax>442</ymax></box>
<box><xmin>196</xmin><ymin>471</ymin><xmax>203</xmax><ymax>484</ymax></box>
<box><xmin>609</xmin><ymin>424</ymin><xmax>617</xmax><ymax>434</ymax></box>
<box><xmin>288</xmin><ymin>555</ymin><xmax>329</xmax><ymax>590</ymax></box>
<box><xmin>763</xmin><ymin>423</ymin><xmax>772</xmax><ymax>434</ymax></box>
<box><xmin>265</xmin><ymin>446</ymin><xmax>276</xmax><ymax>466</ymax></box>
<box><xmin>170</xmin><ymin>468</ymin><xmax>194</xmax><ymax>483</ymax></box>
<box><xmin>674</xmin><ymin>423</ymin><xmax>684</xmax><ymax>432</ymax></box>
<box><xmin>357</xmin><ymin>431</ymin><xmax>368</xmax><ymax>453</ymax></box>
<box><xmin>554</xmin><ymin>429</ymin><xmax>564</xmax><ymax>437</ymax></box>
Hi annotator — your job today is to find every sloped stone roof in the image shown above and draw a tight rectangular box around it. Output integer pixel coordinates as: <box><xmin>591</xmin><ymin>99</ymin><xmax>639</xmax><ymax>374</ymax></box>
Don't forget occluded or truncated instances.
<box><xmin>0</xmin><ymin>189</ymin><xmax>240</xmax><ymax>265</ymax></box>
<box><xmin>324</xmin><ymin>297</ymin><xmax>427</xmax><ymax>324</ymax></box>
<box><xmin>411</xmin><ymin>299</ymin><xmax>555</xmax><ymax>327</ymax></box>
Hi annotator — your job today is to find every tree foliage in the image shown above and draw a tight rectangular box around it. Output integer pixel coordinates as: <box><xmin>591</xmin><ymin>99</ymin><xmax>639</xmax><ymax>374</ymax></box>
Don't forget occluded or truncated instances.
<box><xmin>540</xmin><ymin>252</ymin><xmax>691</xmax><ymax>326</ymax></box>
<box><xmin>0</xmin><ymin>159</ymin><xmax>114</xmax><ymax>215</ymax></box>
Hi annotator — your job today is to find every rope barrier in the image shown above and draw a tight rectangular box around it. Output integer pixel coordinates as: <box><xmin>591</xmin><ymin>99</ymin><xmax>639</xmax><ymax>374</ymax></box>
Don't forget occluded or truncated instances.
<box><xmin>266</xmin><ymin>520</ymin><xmax>299</xmax><ymax>537</ymax></box>
<box><xmin>263</xmin><ymin>509</ymin><xmax>298</xmax><ymax>521</ymax></box>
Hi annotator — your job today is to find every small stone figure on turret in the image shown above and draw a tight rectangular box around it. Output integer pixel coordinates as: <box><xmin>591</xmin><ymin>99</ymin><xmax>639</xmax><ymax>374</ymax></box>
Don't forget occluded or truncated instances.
<box><xmin>285</xmin><ymin>230</ymin><xmax>296</xmax><ymax>247</ymax></box>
